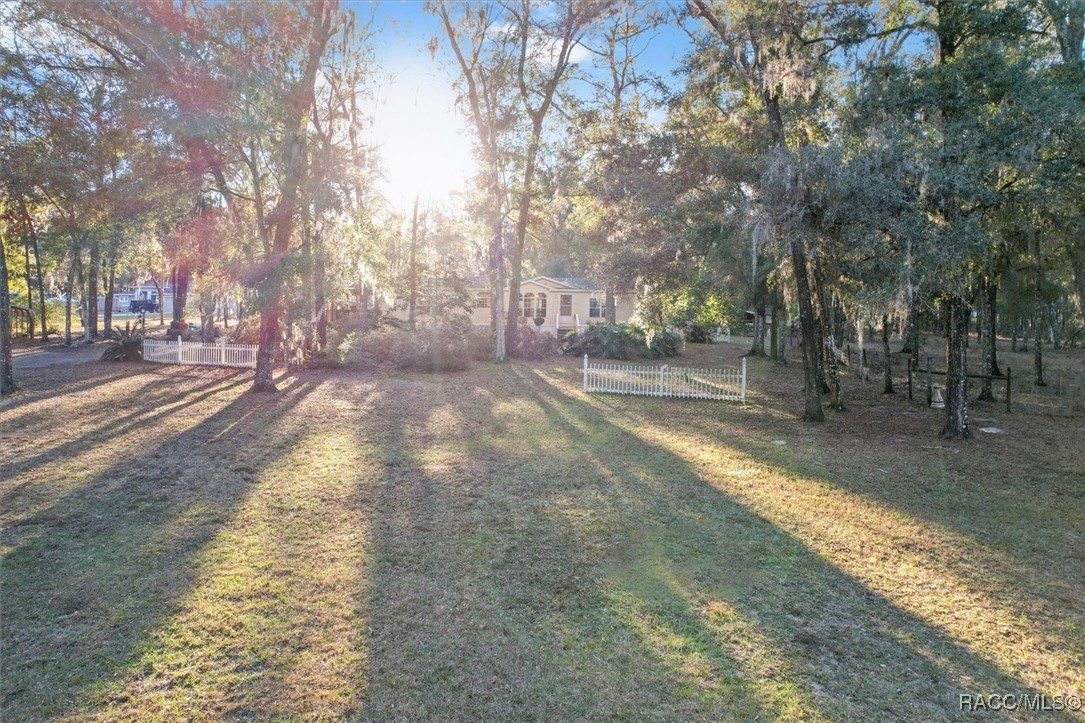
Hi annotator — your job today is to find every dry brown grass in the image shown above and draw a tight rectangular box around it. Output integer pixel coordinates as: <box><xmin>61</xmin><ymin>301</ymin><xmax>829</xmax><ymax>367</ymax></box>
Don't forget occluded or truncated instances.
<box><xmin>1</xmin><ymin>344</ymin><xmax>1082</xmax><ymax>721</ymax></box>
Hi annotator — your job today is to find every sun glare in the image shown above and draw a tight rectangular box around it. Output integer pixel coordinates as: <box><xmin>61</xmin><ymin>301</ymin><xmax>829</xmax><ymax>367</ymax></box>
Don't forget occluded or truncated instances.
<box><xmin>368</xmin><ymin>72</ymin><xmax>477</xmax><ymax>208</ymax></box>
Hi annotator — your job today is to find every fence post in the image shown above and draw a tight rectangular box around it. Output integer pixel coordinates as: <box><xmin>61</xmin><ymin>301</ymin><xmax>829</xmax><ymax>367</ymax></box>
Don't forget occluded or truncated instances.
<box><xmin>220</xmin><ymin>338</ymin><xmax>226</xmax><ymax>366</ymax></box>
<box><xmin>583</xmin><ymin>354</ymin><xmax>588</xmax><ymax>392</ymax></box>
<box><xmin>177</xmin><ymin>336</ymin><xmax>183</xmax><ymax>364</ymax></box>
<box><xmin>1006</xmin><ymin>367</ymin><xmax>1011</xmax><ymax>413</ymax></box>
<box><xmin>741</xmin><ymin>357</ymin><xmax>747</xmax><ymax>402</ymax></box>
<box><xmin>907</xmin><ymin>359</ymin><xmax>913</xmax><ymax>400</ymax></box>
<box><xmin>659</xmin><ymin>365</ymin><xmax>666</xmax><ymax>396</ymax></box>
<box><xmin>926</xmin><ymin>356</ymin><xmax>933</xmax><ymax>407</ymax></box>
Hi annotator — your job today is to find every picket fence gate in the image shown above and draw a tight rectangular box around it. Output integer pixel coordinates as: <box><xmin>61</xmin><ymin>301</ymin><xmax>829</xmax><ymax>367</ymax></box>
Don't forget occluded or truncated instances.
<box><xmin>143</xmin><ymin>338</ymin><xmax>258</xmax><ymax>369</ymax></box>
<box><xmin>583</xmin><ymin>354</ymin><xmax>746</xmax><ymax>402</ymax></box>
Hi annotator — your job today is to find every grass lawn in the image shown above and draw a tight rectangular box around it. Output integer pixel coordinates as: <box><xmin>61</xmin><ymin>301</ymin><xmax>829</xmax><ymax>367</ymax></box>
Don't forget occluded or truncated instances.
<box><xmin>2</xmin><ymin>343</ymin><xmax>1083</xmax><ymax>721</ymax></box>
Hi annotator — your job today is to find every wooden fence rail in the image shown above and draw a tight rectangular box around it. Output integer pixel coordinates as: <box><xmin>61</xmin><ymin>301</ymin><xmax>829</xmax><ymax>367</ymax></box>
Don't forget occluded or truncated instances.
<box><xmin>908</xmin><ymin>356</ymin><xmax>1011</xmax><ymax>412</ymax></box>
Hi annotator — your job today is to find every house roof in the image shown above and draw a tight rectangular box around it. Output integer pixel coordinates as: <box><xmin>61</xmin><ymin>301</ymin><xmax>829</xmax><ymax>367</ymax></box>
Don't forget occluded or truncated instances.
<box><xmin>469</xmin><ymin>275</ymin><xmax>604</xmax><ymax>292</ymax></box>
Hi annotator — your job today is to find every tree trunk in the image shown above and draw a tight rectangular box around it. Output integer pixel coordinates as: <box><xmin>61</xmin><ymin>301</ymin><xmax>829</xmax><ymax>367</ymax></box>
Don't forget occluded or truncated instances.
<box><xmin>1033</xmin><ymin>230</ymin><xmax>1046</xmax><ymax>386</ymax></box>
<box><xmin>65</xmin><ymin>239</ymin><xmax>80</xmax><ymax>346</ymax></box>
<box><xmin>300</xmin><ymin>207</ymin><xmax>314</xmax><ymax>356</ymax></box>
<box><xmin>88</xmin><ymin>235</ymin><xmax>100</xmax><ymax>337</ymax></box>
<box><xmin>978</xmin><ymin>271</ymin><xmax>999</xmax><ymax>400</ymax></box>
<box><xmin>493</xmin><ymin>220</ymin><xmax>507</xmax><ymax>361</ymax></box>
<box><xmin>252</xmin><ymin>301</ymin><xmax>280</xmax><ymax>392</ymax></box>
<box><xmin>882</xmin><ymin>313</ymin><xmax>893</xmax><ymax>393</ymax></box>
<box><xmin>942</xmin><ymin>294</ymin><xmax>971</xmax><ymax>439</ymax></box>
<box><xmin>790</xmin><ymin>238</ymin><xmax>824</xmax><ymax>422</ymax></box>
<box><xmin>103</xmin><ymin>258</ymin><xmax>116</xmax><ymax>333</ymax></box>
<box><xmin>856</xmin><ymin>317</ymin><xmax>867</xmax><ymax>383</ymax></box>
<box><xmin>314</xmin><ymin>228</ymin><xmax>327</xmax><ymax>353</ymax></box>
<box><xmin>22</xmin><ymin>235</ymin><xmax>35</xmax><ymax>340</ymax></box>
<box><xmin>812</xmin><ymin>255</ymin><xmax>842</xmax><ymax>407</ymax></box>
<box><xmin>751</xmin><ymin>305</ymin><xmax>767</xmax><ymax>356</ymax></box>
<box><xmin>1033</xmin><ymin>307</ymin><xmax>1045</xmax><ymax>386</ymax></box>
<box><xmin>605</xmin><ymin>288</ymin><xmax>616</xmax><ymax>324</ymax></box>
<box><xmin>408</xmin><ymin>195</ymin><xmax>419</xmax><ymax>327</ymax></box>
<box><xmin>64</xmin><ymin>283</ymin><xmax>73</xmax><ymax>346</ymax></box>
<box><xmin>505</xmin><ymin>218</ymin><xmax>524</xmax><ymax>355</ymax></box>
<box><xmin>769</xmin><ymin>304</ymin><xmax>779</xmax><ymax>361</ymax></box>
<box><xmin>0</xmin><ymin>234</ymin><xmax>17</xmax><ymax>395</ymax></box>
<box><xmin>903</xmin><ymin>294</ymin><xmax>921</xmax><ymax>369</ymax></box>
<box><xmin>172</xmin><ymin>266</ymin><xmax>190</xmax><ymax>324</ymax></box>
<box><xmin>18</xmin><ymin>197</ymin><xmax>48</xmax><ymax>341</ymax></box>
<box><xmin>151</xmin><ymin>275</ymin><xmax>165</xmax><ymax>325</ymax></box>
<box><xmin>360</xmin><ymin>283</ymin><xmax>371</xmax><ymax>330</ymax></box>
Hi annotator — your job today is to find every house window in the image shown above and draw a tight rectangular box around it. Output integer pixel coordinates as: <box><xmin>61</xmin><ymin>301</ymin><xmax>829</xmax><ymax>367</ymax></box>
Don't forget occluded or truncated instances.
<box><xmin>475</xmin><ymin>292</ymin><xmax>490</xmax><ymax>309</ymax></box>
<box><xmin>589</xmin><ymin>297</ymin><xmax>604</xmax><ymax>318</ymax></box>
<box><xmin>522</xmin><ymin>293</ymin><xmax>535</xmax><ymax>318</ymax></box>
<box><xmin>560</xmin><ymin>294</ymin><xmax>572</xmax><ymax>316</ymax></box>
<box><xmin>536</xmin><ymin>293</ymin><xmax>546</xmax><ymax>318</ymax></box>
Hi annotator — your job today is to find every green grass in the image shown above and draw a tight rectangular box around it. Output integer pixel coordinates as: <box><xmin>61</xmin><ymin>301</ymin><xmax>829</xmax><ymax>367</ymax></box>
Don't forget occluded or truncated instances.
<box><xmin>1</xmin><ymin>348</ymin><xmax>1083</xmax><ymax>721</ymax></box>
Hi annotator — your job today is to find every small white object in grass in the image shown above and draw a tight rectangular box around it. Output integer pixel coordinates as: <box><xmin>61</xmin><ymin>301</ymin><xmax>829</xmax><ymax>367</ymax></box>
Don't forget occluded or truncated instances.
<box><xmin>772</xmin><ymin>440</ymin><xmax>786</xmax><ymax>445</ymax></box>
<box><xmin>979</xmin><ymin>427</ymin><xmax>1006</xmax><ymax>434</ymax></box>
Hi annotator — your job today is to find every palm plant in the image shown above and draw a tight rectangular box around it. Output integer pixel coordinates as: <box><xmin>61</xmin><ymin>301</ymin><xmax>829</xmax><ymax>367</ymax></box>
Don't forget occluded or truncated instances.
<box><xmin>100</xmin><ymin>325</ymin><xmax>143</xmax><ymax>362</ymax></box>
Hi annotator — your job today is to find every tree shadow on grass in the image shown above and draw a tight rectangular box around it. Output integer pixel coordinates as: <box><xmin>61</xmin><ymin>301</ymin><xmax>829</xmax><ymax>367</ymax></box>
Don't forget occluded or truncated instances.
<box><xmin>547</xmin><ymin>360</ymin><xmax>1085</xmax><ymax>698</ymax></box>
<box><xmin>1</xmin><ymin>361</ymin><xmax>138</xmax><ymax>404</ymax></box>
<box><xmin>0</xmin><ymin>372</ymin><xmax>316</xmax><ymax>720</ymax></box>
<box><xmin>500</xmin><ymin>364</ymin><xmax>1059</xmax><ymax>720</ymax></box>
<box><xmin>354</xmin><ymin>364</ymin><xmax>1021</xmax><ymax>720</ymax></box>
<box><xmin>1</xmin><ymin>367</ymin><xmax>251</xmax><ymax>494</ymax></box>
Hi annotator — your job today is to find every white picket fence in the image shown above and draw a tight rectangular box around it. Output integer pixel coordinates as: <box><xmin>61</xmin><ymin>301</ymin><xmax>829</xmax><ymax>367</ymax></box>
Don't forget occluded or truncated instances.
<box><xmin>143</xmin><ymin>338</ymin><xmax>258</xmax><ymax>369</ymax></box>
<box><xmin>583</xmin><ymin>354</ymin><xmax>746</xmax><ymax>402</ymax></box>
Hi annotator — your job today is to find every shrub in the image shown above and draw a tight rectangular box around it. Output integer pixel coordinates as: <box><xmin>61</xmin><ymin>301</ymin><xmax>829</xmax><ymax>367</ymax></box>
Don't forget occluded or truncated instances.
<box><xmin>100</xmin><ymin>325</ymin><xmax>143</xmax><ymax>362</ymax></box>
<box><xmin>467</xmin><ymin>326</ymin><xmax>496</xmax><ymax>361</ymax></box>
<box><xmin>561</xmin><ymin>322</ymin><xmax>680</xmax><ymax>360</ymax></box>
<box><xmin>561</xmin><ymin>323</ymin><xmax>644</xmax><ymax>360</ymax></box>
<box><xmin>338</xmin><ymin>319</ymin><xmax>470</xmax><ymax>372</ymax></box>
<box><xmin>646</xmin><ymin>328</ymin><xmax>682</xmax><ymax>358</ymax></box>
<box><xmin>684</xmin><ymin>324</ymin><xmax>715</xmax><ymax>344</ymax></box>
<box><xmin>227</xmin><ymin>315</ymin><xmax>261</xmax><ymax>345</ymax></box>
<box><xmin>513</xmin><ymin>320</ymin><xmax>557</xmax><ymax>360</ymax></box>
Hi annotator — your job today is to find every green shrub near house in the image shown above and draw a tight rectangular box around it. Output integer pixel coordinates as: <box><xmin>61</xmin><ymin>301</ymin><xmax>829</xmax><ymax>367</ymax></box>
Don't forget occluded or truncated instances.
<box><xmin>560</xmin><ymin>323</ymin><xmax>680</xmax><ymax>360</ymax></box>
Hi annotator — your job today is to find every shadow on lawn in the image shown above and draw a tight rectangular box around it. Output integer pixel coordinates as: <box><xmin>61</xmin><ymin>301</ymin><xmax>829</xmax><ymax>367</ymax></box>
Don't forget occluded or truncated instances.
<box><xmin>0</xmin><ymin>364</ymin><xmax>145</xmax><ymax>430</ymax></box>
<box><xmin>0</xmin><ymin>372</ymin><xmax>316</xmax><ymax>719</ymax></box>
<box><xmin>354</xmin><ymin>362</ymin><xmax>1049</xmax><ymax>720</ymax></box>
<box><xmin>571</xmin><ymin>358</ymin><xmax>1085</xmax><ymax>685</ymax></box>
<box><xmin>1</xmin><ymin>367</ymin><xmax>251</xmax><ymax>493</ymax></box>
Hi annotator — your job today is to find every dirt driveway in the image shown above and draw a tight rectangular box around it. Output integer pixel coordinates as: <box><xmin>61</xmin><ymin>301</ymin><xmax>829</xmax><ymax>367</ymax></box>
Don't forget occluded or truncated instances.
<box><xmin>11</xmin><ymin>344</ymin><xmax>102</xmax><ymax>370</ymax></box>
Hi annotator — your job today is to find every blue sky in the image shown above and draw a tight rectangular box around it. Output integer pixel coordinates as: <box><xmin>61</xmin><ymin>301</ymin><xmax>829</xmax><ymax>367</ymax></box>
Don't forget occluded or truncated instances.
<box><xmin>350</xmin><ymin>0</ymin><xmax>691</xmax><ymax>210</ymax></box>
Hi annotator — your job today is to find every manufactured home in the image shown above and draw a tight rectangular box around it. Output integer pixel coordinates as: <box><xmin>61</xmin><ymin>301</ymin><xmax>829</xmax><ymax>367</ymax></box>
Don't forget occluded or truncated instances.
<box><xmin>468</xmin><ymin>277</ymin><xmax>636</xmax><ymax>337</ymax></box>
<box><xmin>391</xmin><ymin>276</ymin><xmax>637</xmax><ymax>336</ymax></box>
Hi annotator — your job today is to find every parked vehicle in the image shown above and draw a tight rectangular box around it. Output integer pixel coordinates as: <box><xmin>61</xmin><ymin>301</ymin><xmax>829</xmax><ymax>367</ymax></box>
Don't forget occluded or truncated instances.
<box><xmin>129</xmin><ymin>299</ymin><xmax>159</xmax><ymax>313</ymax></box>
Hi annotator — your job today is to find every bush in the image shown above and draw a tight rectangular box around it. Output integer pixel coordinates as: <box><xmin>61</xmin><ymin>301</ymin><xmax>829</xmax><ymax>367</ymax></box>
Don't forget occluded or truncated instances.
<box><xmin>338</xmin><ymin>319</ymin><xmax>470</xmax><ymax>372</ymax></box>
<box><xmin>227</xmin><ymin>315</ymin><xmax>261</xmax><ymax>345</ymax></box>
<box><xmin>561</xmin><ymin>323</ymin><xmax>680</xmax><ymax>360</ymax></box>
<box><xmin>467</xmin><ymin>326</ymin><xmax>496</xmax><ymax>361</ymax></box>
<box><xmin>560</xmin><ymin>323</ymin><xmax>641</xmax><ymax>360</ymax></box>
<box><xmin>646</xmin><ymin>328</ymin><xmax>682</xmax><ymax>358</ymax></box>
<box><xmin>100</xmin><ymin>325</ymin><xmax>143</xmax><ymax>362</ymax></box>
<box><xmin>513</xmin><ymin>319</ymin><xmax>557</xmax><ymax>359</ymax></box>
<box><xmin>684</xmin><ymin>324</ymin><xmax>715</xmax><ymax>344</ymax></box>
